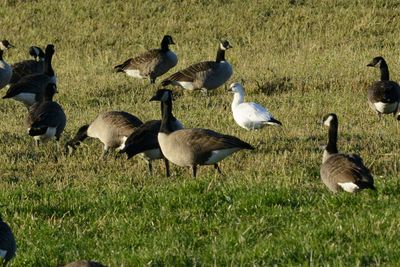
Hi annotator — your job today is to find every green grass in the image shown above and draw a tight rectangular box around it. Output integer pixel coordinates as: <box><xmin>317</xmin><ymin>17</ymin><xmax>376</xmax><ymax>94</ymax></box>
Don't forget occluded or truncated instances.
<box><xmin>1</xmin><ymin>0</ymin><xmax>400</xmax><ymax>266</ymax></box>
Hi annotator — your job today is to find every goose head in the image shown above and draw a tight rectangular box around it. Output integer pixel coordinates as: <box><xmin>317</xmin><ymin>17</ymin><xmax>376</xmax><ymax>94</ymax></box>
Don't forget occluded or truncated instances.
<box><xmin>0</xmin><ymin>40</ymin><xmax>14</xmax><ymax>51</ymax></box>
<box><xmin>162</xmin><ymin>35</ymin><xmax>175</xmax><ymax>46</ymax></box>
<box><xmin>228</xmin><ymin>82</ymin><xmax>245</xmax><ymax>94</ymax></box>
<box><xmin>367</xmin><ymin>56</ymin><xmax>386</xmax><ymax>68</ymax></box>
<box><xmin>220</xmin><ymin>40</ymin><xmax>232</xmax><ymax>50</ymax></box>
<box><xmin>45</xmin><ymin>44</ymin><xmax>55</xmax><ymax>56</ymax></box>
<box><xmin>150</xmin><ymin>89</ymin><xmax>173</xmax><ymax>102</ymax></box>
<box><xmin>29</xmin><ymin>46</ymin><xmax>45</xmax><ymax>61</ymax></box>
<box><xmin>321</xmin><ymin>113</ymin><xmax>338</xmax><ymax>127</ymax></box>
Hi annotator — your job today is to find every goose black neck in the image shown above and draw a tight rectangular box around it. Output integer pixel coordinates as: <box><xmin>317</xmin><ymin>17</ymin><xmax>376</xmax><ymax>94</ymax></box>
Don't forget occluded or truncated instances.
<box><xmin>161</xmin><ymin>40</ymin><xmax>170</xmax><ymax>52</ymax></box>
<box><xmin>326</xmin><ymin>119</ymin><xmax>338</xmax><ymax>154</ymax></box>
<box><xmin>0</xmin><ymin>50</ymin><xmax>3</xmax><ymax>61</ymax></box>
<box><xmin>44</xmin><ymin>52</ymin><xmax>54</xmax><ymax>76</ymax></box>
<box><xmin>216</xmin><ymin>48</ymin><xmax>226</xmax><ymax>62</ymax></box>
<box><xmin>159</xmin><ymin>98</ymin><xmax>174</xmax><ymax>134</ymax></box>
<box><xmin>379</xmin><ymin>61</ymin><xmax>390</xmax><ymax>81</ymax></box>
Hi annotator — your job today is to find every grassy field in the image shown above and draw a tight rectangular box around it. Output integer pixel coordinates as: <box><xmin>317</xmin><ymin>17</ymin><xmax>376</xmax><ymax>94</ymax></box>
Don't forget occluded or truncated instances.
<box><xmin>1</xmin><ymin>0</ymin><xmax>400</xmax><ymax>266</ymax></box>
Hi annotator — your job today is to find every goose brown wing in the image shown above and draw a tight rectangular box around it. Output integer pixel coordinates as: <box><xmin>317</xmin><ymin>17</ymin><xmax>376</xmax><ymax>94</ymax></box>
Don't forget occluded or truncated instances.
<box><xmin>3</xmin><ymin>74</ymin><xmax>50</xmax><ymax>98</ymax></box>
<box><xmin>27</xmin><ymin>102</ymin><xmax>65</xmax><ymax>128</ymax></box>
<box><xmin>121</xmin><ymin>120</ymin><xmax>161</xmax><ymax>158</ymax></box>
<box><xmin>10</xmin><ymin>60</ymin><xmax>44</xmax><ymax>84</ymax></box>
<box><xmin>164</xmin><ymin>61</ymin><xmax>217</xmax><ymax>82</ymax></box>
<box><xmin>368</xmin><ymin>81</ymin><xmax>400</xmax><ymax>103</ymax></box>
<box><xmin>116</xmin><ymin>49</ymin><xmax>162</xmax><ymax>72</ymax></box>
<box><xmin>101</xmin><ymin>111</ymin><xmax>143</xmax><ymax>137</ymax></box>
<box><xmin>322</xmin><ymin>153</ymin><xmax>374</xmax><ymax>187</ymax></box>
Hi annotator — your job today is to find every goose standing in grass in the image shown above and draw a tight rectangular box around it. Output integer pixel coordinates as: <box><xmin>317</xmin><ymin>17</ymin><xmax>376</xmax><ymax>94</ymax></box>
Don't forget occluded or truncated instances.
<box><xmin>58</xmin><ymin>260</ymin><xmax>106</xmax><ymax>267</ymax></box>
<box><xmin>228</xmin><ymin>82</ymin><xmax>282</xmax><ymax>130</ymax></box>
<box><xmin>66</xmin><ymin>111</ymin><xmax>143</xmax><ymax>158</ymax></box>
<box><xmin>0</xmin><ymin>40</ymin><xmax>14</xmax><ymax>90</ymax></box>
<box><xmin>367</xmin><ymin>56</ymin><xmax>400</xmax><ymax>120</ymax></box>
<box><xmin>161</xmin><ymin>40</ymin><xmax>233</xmax><ymax>92</ymax></box>
<box><xmin>320</xmin><ymin>113</ymin><xmax>375</xmax><ymax>193</ymax></box>
<box><xmin>26</xmin><ymin>83</ymin><xmax>66</xmax><ymax>149</ymax></box>
<box><xmin>3</xmin><ymin>44</ymin><xmax>56</xmax><ymax>108</ymax></box>
<box><xmin>9</xmin><ymin>46</ymin><xmax>45</xmax><ymax>84</ymax></box>
<box><xmin>114</xmin><ymin>35</ymin><xmax>177</xmax><ymax>84</ymax></box>
<box><xmin>0</xmin><ymin>215</ymin><xmax>16</xmax><ymax>267</ymax></box>
<box><xmin>120</xmin><ymin>100</ymin><xmax>183</xmax><ymax>177</ymax></box>
<box><xmin>151</xmin><ymin>89</ymin><xmax>253</xmax><ymax>177</ymax></box>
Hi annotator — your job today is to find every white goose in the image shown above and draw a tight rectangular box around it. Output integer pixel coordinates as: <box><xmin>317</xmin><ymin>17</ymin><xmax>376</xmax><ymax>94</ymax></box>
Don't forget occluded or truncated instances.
<box><xmin>228</xmin><ymin>82</ymin><xmax>282</xmax><ymax>130</ymax></box>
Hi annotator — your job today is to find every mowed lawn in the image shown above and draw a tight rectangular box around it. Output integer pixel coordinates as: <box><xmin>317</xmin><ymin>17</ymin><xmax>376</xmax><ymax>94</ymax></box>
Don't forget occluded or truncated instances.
<box><xmin>1</xmin><ymin>0</ymin><xmax>400</xmax><ymax>266</ymax></box>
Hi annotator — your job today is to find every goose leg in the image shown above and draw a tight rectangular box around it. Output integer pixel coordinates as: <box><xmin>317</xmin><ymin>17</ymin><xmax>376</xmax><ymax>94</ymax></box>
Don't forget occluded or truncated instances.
<box><xmin>164</xmin><ymin>158</ymin><xmax>170</xmax><ymax>177</ymax></box>
<box><xmin>192</xmin><ymin>165</ymin><xmax>197</xmax><ymax>178</ymax></box>
<box><xmin>147</xmin><ymin>160</ymin><xmax>153</xmax><ymax>176</ymax></box>
<box><xmin>214</xmin><ymin>163</ymin><xmax>222</xmax><ymax>174</ymax></box>
<box><xmin>100</xmin><ymin>145</ymin><xmax>109</xmax><ymax>159</ymax></box>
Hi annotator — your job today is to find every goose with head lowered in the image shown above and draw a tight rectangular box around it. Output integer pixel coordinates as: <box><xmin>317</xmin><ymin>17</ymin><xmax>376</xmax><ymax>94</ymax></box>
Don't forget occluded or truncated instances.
<box><xmin>161</xmin><ymin>40</ymin><xmax>233</xmax><ymax>92</ymax></box>
<box><xmin>66</xmin><ymin>111</ymin><xmax>143</xmax><ymax>158</ymax></box>
<box><xmin>151</xmin><ymin>89</ymin><xmax>254</xmax><ymax>177</ymax></box>
<box><xmin>9</xmin><ymin>46</ymin><xmax>45</xmax><ymax>84</ymax></box>
<box><xmin>367</xmin><ymin>56</ymin><xmax>400</xmax><ymax>120</ymax></box>
<box><xmin>320</xmin><ymin>113</ymin><xmax>375</xmax><ymax>193</ymax></box>
<box><xmin>0</xmin><ymin>215</ymin><xmax>16</xmax><ymax>267</ymax></box>
<box><xmin>3</xmin><ymin>44</ymin><xmax>56</xmax><ymax>108</ymax></box>
<box><xmin>0</xmin><ymin>40</ymin><xmax>14</xmax><ymax>90</ymax></box>
<box><xmin>120</xmin><ymin>98</ymin><xmax>183</xmax><ymax>177</ymax></box>
<box><xmin>26</xmin><ymin>83</ymin><xmax>66</xmax><ymax>149</ymax></box>
<box><xmin>114</xmin><ymin>35</ymin><xmax>177</xmax><ymax>84</ymax></box>
<box><xmin>228</xmin><ymin>82</ymin><xmax>282</xmax><ymax>130</ymax></box>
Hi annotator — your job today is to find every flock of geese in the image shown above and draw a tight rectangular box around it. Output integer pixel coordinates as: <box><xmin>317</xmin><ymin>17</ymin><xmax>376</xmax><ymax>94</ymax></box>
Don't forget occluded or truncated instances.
<box><xmin>0</xmin><ymin>34</ymin><xmax>399</xmax><ymax>266</ymax></box>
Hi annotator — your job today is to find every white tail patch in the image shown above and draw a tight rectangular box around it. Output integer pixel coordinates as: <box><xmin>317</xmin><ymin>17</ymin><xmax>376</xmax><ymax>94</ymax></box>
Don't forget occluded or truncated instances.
<box><xmin>174</xmin><ymin>81</ymin><xmax>195</xmax><ymax>90</ymax></box>
<box><xmin>204</xmin><ymin>148</ymin><xmax>240</xmax><ymax>164</ymax></box>
<box><xmin>338</xmin><ymin>182</ymin><xmax>359</xmax><ymax>193</ymax></box>
<box><xmin>0</xmin><ymin>249</ymin><xmax>7</xmax><ymax>258</ymax></box>
<box><xmin>125</xmin><ymin>69</ymin><xmax>144</xmax><ymax>79</ymax></box>
<box><xmin>374</xmin><ymin>102</ymin><xmax>398</xmax><ymax>113</ymax></box>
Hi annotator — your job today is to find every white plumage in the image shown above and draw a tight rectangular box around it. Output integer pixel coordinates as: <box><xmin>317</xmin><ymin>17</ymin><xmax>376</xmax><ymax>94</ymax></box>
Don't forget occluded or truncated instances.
<box><xmin>228</xmin><ymin>82</ymin><xmax>282</xmax><ymax>130</ymax></box>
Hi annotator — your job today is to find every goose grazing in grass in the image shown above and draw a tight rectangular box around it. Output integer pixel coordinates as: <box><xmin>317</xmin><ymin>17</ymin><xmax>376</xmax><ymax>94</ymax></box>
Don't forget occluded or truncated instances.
<box><xmin>161</xmin><ymin>40</ymin><xmax>233</xmax><ymax>92</ymax></box>
<box><xmin>0</xmin><ymin>40</ymin><xmax>14</xmax><ymax>90</ymax></box>
<box><xmin>59</xmin><ymin>260</ymin><xmax>106</xmax><ymax>267</ymax></box>
<box><xmin>320</xmin><ymin>113</ymin><xmax>375</xmax><ymax>193</ymax></box>
<box><xmin>120</xmin><ymin>97</ymin><xmax>183</xmax><ymax>177</ymax></box>
<box><xmin>66</xmin><ymin>111</ymin><xmax>143</xmax><ymax>158</ymax></box>
<box><xmin>3</xmin><ymin>44</ymin><xmax>56</xmax><ymax>108</ymax></box>
<box><xmin>9</xmin><ymin>46</ymin><xmax>45</xmax><ymax>84</ymax></box>
<box><xmin>151</xmin><ymin>89</ymin><xmax>254</xmax><ymax>177</ymax></box>
<box><xmin>228</xmin><ymin>82</ymin><xmax>282</xmax><ymax>130</ymax></box>
<box><xmin>26</xmin><ymin>83</ymin><xmax>66</xmax><ymax>149</ymax></box>
<box><xmin>367</xmin><ymin>56</ymin><xmax>400</xmax><ymax>120</ymax></box>
<box><xmin>0</xmin><ymin>215</ymin><xmax>16</xmax><ymax>267</ymax></box>
<box><xmin>114</xmin><ymin>35</ymin><xmax>177</xmax><ymax>84</ymax></box>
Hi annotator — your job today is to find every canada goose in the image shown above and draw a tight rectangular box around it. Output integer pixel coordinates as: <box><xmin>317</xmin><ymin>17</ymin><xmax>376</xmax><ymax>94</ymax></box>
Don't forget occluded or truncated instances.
<box><xmin>0</xmin><ymin>40</ymin><xmax>14</xmax><ymax>90</ymax></box>
<box><xmin>26</xmin><ymin>83</ymin><xmax>66</xmax><ymax>148</ymax></box>
<box><xmin>367</xmin><ymin>56</ymin><xmax>400</xmax><ymax>120</ymax></box>
<box><xmin>320</xmin><ymin>113</ymin><xmax>375</xmax><ymax>193</ymax></box>
<box><xmin>59</xmin><ymin>260</ymin><xmax>106</xmax><ymax>267</ymax></box>
<box><xmin>120</xmin><ymin>102</ymin><xmax>183</xmax><ymax>176</ymax></box>
<box><xmin>66</xmin><ymin>111</ymin><xmax>143</xmax><ymax>158</ymax></box>
<box><xmin>9</xmin><ymin>46</ymin><xmax>45</xmax><ymax>84</ymax></box>
<box><xmin>161</xmin><ymin>40</ymin><xmax>233</xmax><ymax>92</ymax></box>
<box><xmin>3</xmin><ymin>44</ymin><xmax>56</xmax><ymax>108</ymax></box>
<box><xmin>0</xmin><ymin>215</ymin><xmax>16</xmax><ymax>267</ymax></box>
<box><xmin>114</xmin><ymin>35</ymin><xmax>177</xmax><ymax>84</ymax></box>
<box><xmin>151</xmin><ymin>89</ymin><xmax>254</xmax><ymax>177</ymax></box>
<box><xmin>228</xmin><ymin>82</ymin><xmax>282</xmax><ymax>130</ymax></box>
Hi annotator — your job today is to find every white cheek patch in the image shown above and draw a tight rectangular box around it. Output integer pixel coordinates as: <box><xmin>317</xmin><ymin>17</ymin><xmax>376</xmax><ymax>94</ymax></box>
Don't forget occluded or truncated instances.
<box><xmin>117</xmin><ymin>136</ymin><xmax>128</xmax><ymax>151</ymax></box>
<box><xmin>324</xmin><ymin>116</ymin><xmax>333</xmax><ymax>126</ymax></box>
<box><xmin>338</xmin><ymin>182</ymin><xmax>359</xmax><ymax>193</ymax></box>
<box><xmin>220</xmin><ymin>43</ymin><xmax>226</xmax><ymax>50</ymax></box>
<box><xmin>33</xmin><ymin>47</ymin><xmax>40</xmax><ymax>57</ymax></box>
<box><xmin>0</xmin><ymin>42</ymin><xmax>6</xmax><ymax>50</ymax></box>
<box><xmin>0</xmin><ymin>249</ymin><xmax>7</xmax><ymax>258</ymax></box>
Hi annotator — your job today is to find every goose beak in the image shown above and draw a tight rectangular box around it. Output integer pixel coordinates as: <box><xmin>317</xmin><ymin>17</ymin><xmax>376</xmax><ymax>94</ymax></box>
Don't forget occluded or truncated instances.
<box><xmin>149</xmin><ymin>95</ymin><xmax>158</xmax><ymax>101</ymax></box>
<box><xmin>8</xmin><ymin>43</ymin><xmax>15</xmax><ymax>49</ymax></box>
<box><xmin>367</xmin><ymin>62</ymin><xmax>375</xmax><ymax>67</ymax></box>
